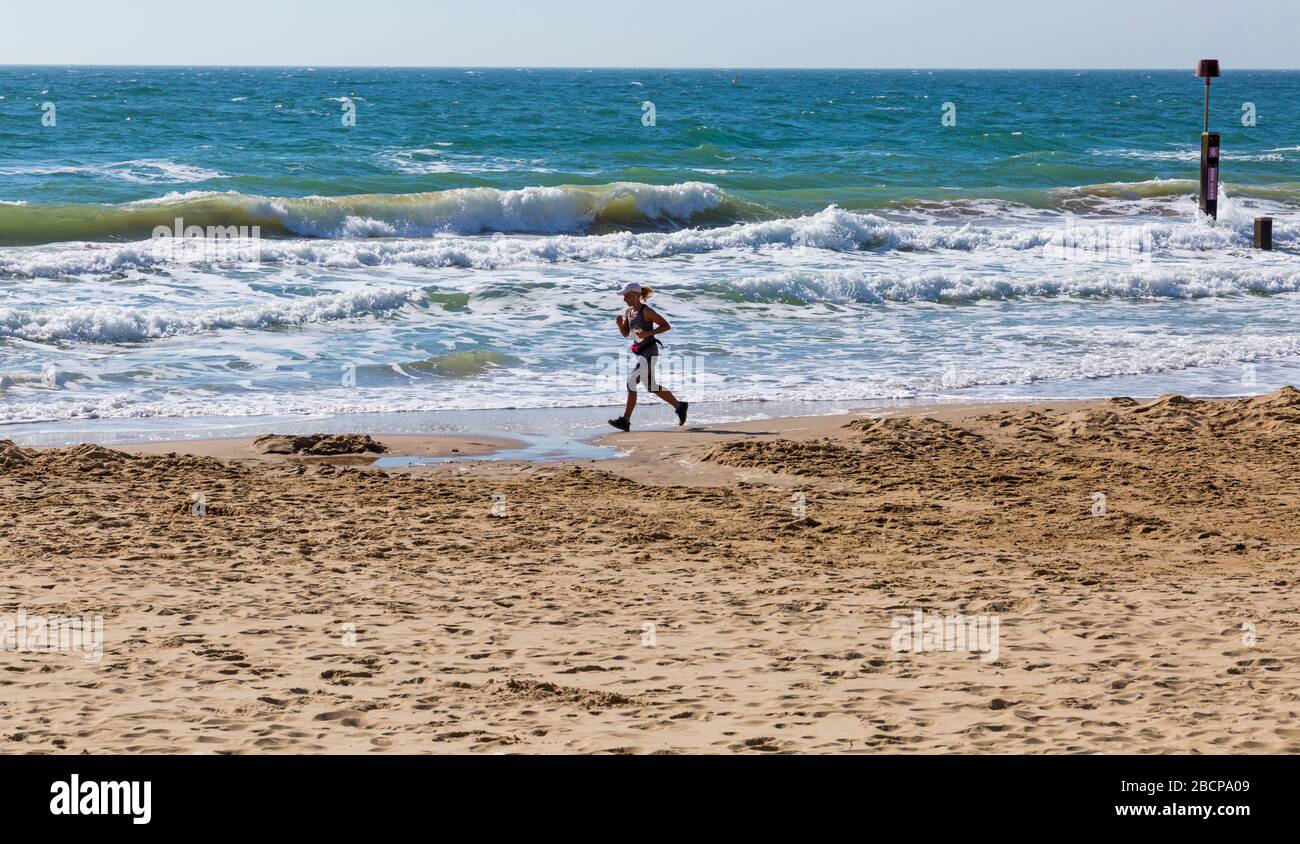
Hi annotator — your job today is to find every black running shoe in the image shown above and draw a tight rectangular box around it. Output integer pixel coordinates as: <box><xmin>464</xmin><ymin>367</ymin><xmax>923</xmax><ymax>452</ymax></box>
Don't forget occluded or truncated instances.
<box><xmin>676</xmin><ymin>401</ymin><xmax>689</xmax><ymax>426</ymax></box>
<box><xmin>608</xmin><ymin>416</ymin><xmax>631</xmax><ymax>432</ymax></box>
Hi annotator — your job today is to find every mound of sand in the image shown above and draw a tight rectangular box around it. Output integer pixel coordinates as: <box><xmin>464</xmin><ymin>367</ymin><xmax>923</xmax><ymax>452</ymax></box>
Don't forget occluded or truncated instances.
<box><xmin>982</xmin><ymin>388</ymin><xmax>1300</xmax><ymax>449</ymax></box>
<box><xmin>701</xmin><ymin>438</ymin><xmax>860</xmax><ymax>477</ymax></box>
<box><xmin>844</xmin><ymin>414</ymin><xmax>985</xmax><ymax>448</ymax></box>
<box><xmin>0</xmin><ymin>440</ymin><xmax>31</xmax><ymax>470</ymax></box>
<box><xmin>253</xmin><ymin>434</ymin><xmax>387</xmax><ymax>456</ymax></box>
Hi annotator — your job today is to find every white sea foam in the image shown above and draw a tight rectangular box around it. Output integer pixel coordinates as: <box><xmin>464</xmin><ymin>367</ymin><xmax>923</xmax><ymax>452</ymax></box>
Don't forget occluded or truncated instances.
<box><xmin>3</xmin><ymin>332</ymin><xmax>1296</xmax><ymax>425</ymax></box>
<box><xmin>724</xmin><ymin>264</ymin><xmax>1300</xmax><ymax>303</ymax></box>
<box><xmin>924</xmin><ymin>334</ymin><xmax>1300</xmax><ymax>391</ymax></box>
<box><xmin>0</xmin><ymin>159</ymin><xmax>226</xmax><ymax>184</ymax></box>
<box><xmin>379</xmin><ymin>149</ymin><xmax>556</xmax><ymax>175</ymax></box>
<box><xmin>1092</xmin><ymin>148</ymin><xmax>1289</xmax><ymax>163</ymax></box>
<box><xmin>123</xmin><ymin>190</ymin><xmax>230</xmax><ymax>206</ymax></box>
<box><xmin>0</xmin><ymin>288</ymin><xmax>416</xmax><ymax>344</ymax></box>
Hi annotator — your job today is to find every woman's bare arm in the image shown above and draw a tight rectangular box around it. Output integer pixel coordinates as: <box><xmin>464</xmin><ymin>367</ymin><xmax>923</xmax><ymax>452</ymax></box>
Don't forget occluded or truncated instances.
<box><xmin>637</xmin><ymin>305</ymin><xmax>671</xmax><ymax>339</ymax></box>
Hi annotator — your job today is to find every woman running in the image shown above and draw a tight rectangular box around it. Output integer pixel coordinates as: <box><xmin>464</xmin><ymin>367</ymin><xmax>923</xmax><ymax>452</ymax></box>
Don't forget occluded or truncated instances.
<box><xmin>608</xmin><ymin>282</ymin><xmax>688</xmax><ymax>431</ymax></box>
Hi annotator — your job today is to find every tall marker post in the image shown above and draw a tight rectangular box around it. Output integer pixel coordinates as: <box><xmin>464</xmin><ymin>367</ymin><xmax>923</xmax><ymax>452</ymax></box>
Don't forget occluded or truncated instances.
<box><xmin>1196</xmin><ymin>59</ymin><xmax>1220</xmax><ymax>220</ymax></box>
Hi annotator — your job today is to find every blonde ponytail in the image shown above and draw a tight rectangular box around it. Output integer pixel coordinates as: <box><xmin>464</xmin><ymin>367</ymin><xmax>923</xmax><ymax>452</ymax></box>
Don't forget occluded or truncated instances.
<box><xmin>639</xmin><ymin>285</ymin><xmax>654</xmax><ymax>301</ymax></box>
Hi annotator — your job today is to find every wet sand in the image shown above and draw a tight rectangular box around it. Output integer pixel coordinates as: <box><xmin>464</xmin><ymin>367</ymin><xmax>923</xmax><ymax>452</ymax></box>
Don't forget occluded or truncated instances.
<box><xmin>121</xmin><ymin>432</ymin><xmax>527</xmax><ymax>463</ymax></box>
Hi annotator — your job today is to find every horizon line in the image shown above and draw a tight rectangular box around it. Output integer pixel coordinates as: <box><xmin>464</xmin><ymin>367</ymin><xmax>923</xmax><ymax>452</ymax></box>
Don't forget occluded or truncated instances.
<box><xmin>2</xmin><ymin>63</ymin><xmax>1298</xmax><ymax>72</ymax></box>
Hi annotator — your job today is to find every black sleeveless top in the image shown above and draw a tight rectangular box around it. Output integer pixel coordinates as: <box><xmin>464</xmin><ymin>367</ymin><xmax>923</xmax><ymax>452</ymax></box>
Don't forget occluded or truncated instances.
<box><xmin>629</xmin><ymin>303</ymin><xmax>660</xmax><ymax>358</ymax></box>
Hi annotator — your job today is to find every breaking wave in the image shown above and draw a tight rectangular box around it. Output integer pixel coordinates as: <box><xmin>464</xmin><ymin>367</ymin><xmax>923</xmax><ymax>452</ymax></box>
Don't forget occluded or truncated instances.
<box><xmin>3</xmin><ymin>204</ymin><xmax>1292</xmax><ymax>278</ymax></box>
<box><xmin>0</xmin><ymin>182</ymin><xmax>734</xmax><ymax>245</ymax></box>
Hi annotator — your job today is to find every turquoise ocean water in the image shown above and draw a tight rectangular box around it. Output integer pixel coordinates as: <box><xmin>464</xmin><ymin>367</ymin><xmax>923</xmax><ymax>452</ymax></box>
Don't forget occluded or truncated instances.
<box><xmin>0</xmin><ymin>68</ymin><xmax>1298</xmax><ymax>439</ymax></box>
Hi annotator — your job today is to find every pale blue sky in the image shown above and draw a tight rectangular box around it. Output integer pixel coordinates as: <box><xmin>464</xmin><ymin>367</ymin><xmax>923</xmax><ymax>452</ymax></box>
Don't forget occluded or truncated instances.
<box><xmin>6</xmin><ymin>0</ymin><xmax>1298</xmax><ymax>68</ymax></box>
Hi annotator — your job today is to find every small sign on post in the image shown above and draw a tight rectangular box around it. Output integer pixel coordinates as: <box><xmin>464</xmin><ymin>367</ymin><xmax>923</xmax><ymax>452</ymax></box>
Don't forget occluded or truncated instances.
<box><xmin>1200</xmin><ymin>132</ymin><xmax>1220</xmax><ymax>219</ymax></box>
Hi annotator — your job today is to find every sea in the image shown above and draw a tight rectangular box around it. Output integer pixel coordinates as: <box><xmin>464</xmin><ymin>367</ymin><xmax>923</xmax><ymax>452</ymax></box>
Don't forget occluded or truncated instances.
<box><xmin>1</xmin><ymin>67</ymin><xmax>1297</xmax><ymax>445</ymax></box>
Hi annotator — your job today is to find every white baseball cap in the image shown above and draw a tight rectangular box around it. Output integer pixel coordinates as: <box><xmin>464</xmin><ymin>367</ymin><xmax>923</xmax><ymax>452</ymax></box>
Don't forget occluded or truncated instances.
<box><xmin>619</xmin><ymin>282</ymin><xmax>642</xmax><ymax>295</ymax></box>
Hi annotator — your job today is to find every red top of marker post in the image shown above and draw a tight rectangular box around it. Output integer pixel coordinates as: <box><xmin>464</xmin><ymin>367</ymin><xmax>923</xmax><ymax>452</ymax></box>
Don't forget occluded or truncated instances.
<box><xmin>1196</xmin><ymin>59</ymin><xmax>1220</xmax><ymax>78</ymax></box>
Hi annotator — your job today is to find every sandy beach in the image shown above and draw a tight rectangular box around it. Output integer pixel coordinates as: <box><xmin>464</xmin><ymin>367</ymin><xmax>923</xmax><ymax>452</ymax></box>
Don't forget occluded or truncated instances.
<box><xmin>1</xmin><ymin>389</ymin><xmax>1298</xmax><ymax>754</ymax></box>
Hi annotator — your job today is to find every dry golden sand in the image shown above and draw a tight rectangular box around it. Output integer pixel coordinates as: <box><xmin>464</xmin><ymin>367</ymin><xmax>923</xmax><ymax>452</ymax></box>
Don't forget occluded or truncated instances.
<box><xmin>1</xmin><ymin>389</ymin><xmax>1298</xmax><ymax>754</ymax></box>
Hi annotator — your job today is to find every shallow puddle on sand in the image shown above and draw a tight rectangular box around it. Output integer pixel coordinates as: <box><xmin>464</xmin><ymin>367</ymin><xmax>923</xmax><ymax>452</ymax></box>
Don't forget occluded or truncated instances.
<box><xmin>372</xmin><ymin>432</ymin><xmax>617</xmax><ymax>466</ymax></box>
